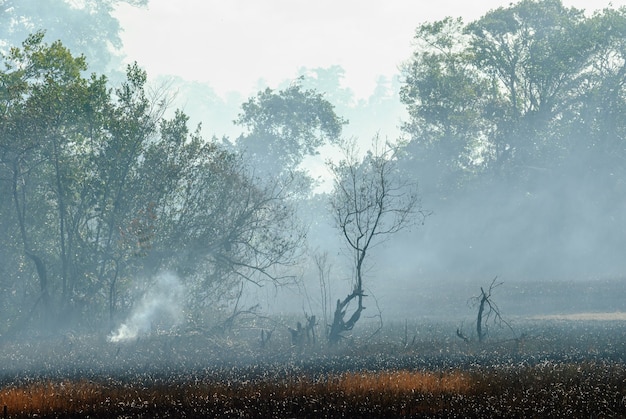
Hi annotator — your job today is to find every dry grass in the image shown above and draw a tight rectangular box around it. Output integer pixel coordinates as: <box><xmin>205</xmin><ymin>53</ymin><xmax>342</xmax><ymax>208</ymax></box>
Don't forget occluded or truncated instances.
<box><xmin>0</xmin><ymin>380</ymin><xmax>106</xmax><ymax>416</ymax></box>
<box><xmin>0</xmin><ymin>370</ymin><xmax>471</xmax><ymax>417</ymax></box>
<box><xmin>531</xmin><ymin>311</ymin><xmax>626</xmax><ymax>321</ymax></box>
<box><xmin>329</xmin><ymin>370</ymin><xmax>471</xmax><ymax>395</ymax></box>
<box><xmin>1</xmin><ymin>364</ymin><xmax>623</xmax><ymax>418</ymax></box>
<box><xmin>1</xmin><ymin>319</ymin><xmax>625</xmax><ymax>417</ymax></box>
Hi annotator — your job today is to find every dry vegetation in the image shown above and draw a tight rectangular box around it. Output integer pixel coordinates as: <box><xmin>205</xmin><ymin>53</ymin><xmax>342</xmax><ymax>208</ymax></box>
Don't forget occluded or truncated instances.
<box><xmin>0</xmin><ymin>318</ymin><xmax>624</xmax><ymax>417</ymax></box>
<box><xmin>0</xmin><ymin>371</ymin><xmax>472</xmax><ymax>418</ymax></box>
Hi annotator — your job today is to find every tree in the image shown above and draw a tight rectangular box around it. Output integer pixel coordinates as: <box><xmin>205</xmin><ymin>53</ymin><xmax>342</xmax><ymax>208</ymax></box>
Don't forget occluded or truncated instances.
<box><xmin>400</xmin><ymin>16</ymin><xmax>498</xmax><ymax>195</ymax></box>
<box><xmin>0</xmin><ymin>0</ymin><xmax>148</xmax><ymax>72</ymax></box>
<box><xmin>140</xmin><ymin>124</ymin><xmax>307</xmax><ymax>325</ymax></box>
<box><xmin>0</xmin><ymin>34</ymin><xmax>307</xmax><ymax>334</ymax></box>
<box><xmin>398</xmin><ymin>1</ymin><xmax>626</xmax><ymax>281</ymax></box>
<box><xmin>457</xmin><ymin>277</ymin><xmax>513</xmax><ymax>343</ymax></box>
<box><xmin>0</xmin><ymin>32</ymin><xmax>106</xmax><ymax>323</ymax></box>
<box><xmin>294</xmin><ymin>65</ymin><xmax>407</xmax><ymax>150</ymax></box>
<box><xmin>564</xmin><ymin>6</ymin><xmax>626</xmax><ymax>190</ymax></box>
<box><xmin>466</xmin><ymin>0</ymin><xmax>603</xmax><ymax>174</ymax></box>
<box><xmin>234</xmin><ymin>79</ymin><xmax>346</xmax><ymax>190</ymax></box>
<box><xmin>327</xmin><ymin>137</ymin><xmax>426</xmax><ymax>344</ymax></box>
<box><xmin>0</xmin><ymin>33</ymin><xmax>170</xmax><ymax>328</ymax></box>
<box><xmin>84</xmin><ymin>61</ymin><xmax>169</xmax><ymax>323</ymax></box>
<box><xmin>401</xmin><ymin>0</ymin><xmax>626</xmax><ymax>186</ymax></box>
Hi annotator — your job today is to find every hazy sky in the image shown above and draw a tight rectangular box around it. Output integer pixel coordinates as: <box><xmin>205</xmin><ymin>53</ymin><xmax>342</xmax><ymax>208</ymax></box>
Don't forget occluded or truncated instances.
<box><xmin>113</xmin><ymin>0</ymin><xmax>626</xmax><ymax>100</ymax></box>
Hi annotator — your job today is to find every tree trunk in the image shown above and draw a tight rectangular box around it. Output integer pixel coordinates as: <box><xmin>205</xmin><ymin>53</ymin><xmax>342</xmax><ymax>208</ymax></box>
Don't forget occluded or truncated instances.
<box><xmin>328</xmin><ymin>288</ymin><xmax>365</xmax><ymax>345</ymax></box>
<box><xmin>12</xmin><ymin>159</ymin><xmax>50</xmax><ymax>315</ymax></box>
<box><xmin>477</xmin><ymin>287</ymin><xmax>487</xmax><ymax>343</ymax></box>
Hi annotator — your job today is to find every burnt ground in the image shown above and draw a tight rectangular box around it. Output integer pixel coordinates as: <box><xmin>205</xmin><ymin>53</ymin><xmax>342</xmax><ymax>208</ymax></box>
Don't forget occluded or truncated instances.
<box><xmin>0</xmin><ymin>317</ymin><xmax>624</xmax><ymax>417</ymax></box>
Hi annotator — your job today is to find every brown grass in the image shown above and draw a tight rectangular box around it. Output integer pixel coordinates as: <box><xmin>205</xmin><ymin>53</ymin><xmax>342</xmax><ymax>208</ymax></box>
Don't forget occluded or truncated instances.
<box><xmin>0</xmin><ymin>369</ymin><xmax>470</xmax><ymax>417</ymax></box>
<box><xmin>0</xmin><ymin>364</ymin><xmax>623</xmax><ymax>417</ymax></box>
<box><xmin>330</xmin><ymin>370</ymin><xmax>471</xmax><ymax>395</ymax></box>
<box><xmin>0</xmin><ymin>380</ymin><xmax>106</xmax><ymax>416</ymax></box>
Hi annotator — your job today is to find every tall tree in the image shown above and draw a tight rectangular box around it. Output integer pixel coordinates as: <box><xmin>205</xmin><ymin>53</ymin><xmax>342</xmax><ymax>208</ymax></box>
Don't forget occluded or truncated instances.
<box><xmin>466</xmin><ymin>0</ymin><xmax>602</xmax><ymax>172</ymax></box>
<box><xmin>0</xmin><ymin>0</ymin><xmax>147</xmax><ymax>71</ymax></box>
<box><xmin>400</xmin><ymin>17</ymin><xmax>497</xmax><ymax>194</ymax></box>
<box><xmin>399</xmin><ymin>0</ymin><xmax>626</xmax><ymax>281</ymax></box>
<box><xmin>234</xmin><ymin>80</ymin><xmax>346</xmax><ymax>190</ymax></box>
<box><xmin>0</xmin><ymin>32</ymin><xmax>101</xmax><ymax>320</ymax></box>
<box><xmin>401</xmin><ymin>0</ymin><xmax>626</xmax><ymax>186</ymax></box>
<box><xmin>0</xmin><ymin>34</ymin><xmax>307</xmax><ymax>333</ymax></box>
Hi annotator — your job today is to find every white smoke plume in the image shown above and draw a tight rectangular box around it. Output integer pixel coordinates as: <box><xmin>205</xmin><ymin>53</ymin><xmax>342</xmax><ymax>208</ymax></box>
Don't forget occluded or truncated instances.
<box><xmin>108</xmin><ymin>271</ymin><xmax>185</xmax><ymax>343</ymax></box>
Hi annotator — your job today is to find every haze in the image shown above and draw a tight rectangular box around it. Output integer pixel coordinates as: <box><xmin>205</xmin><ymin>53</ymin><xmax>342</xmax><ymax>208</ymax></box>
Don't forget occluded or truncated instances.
<box><xmin>1</xmin><ymin>0</ymin><xmax>626</xmax><ymax>350</ymax></box>
<box><xmin>114</xmin><ymin>0</ymin><xmax>626</xmax><ymax>99</ymax></box>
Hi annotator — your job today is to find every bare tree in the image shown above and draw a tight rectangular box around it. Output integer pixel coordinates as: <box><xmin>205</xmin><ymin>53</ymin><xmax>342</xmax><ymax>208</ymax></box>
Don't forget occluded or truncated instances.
<box><xmin>327</xmin><ymin>136</ymin><xmax>427</xmax><ymax>344</ymax></box>
<box><xmin>470</xmin><ymin>276</ymin><xmax>513</xmax><ymax>343</ymax></box>
<box><xmin>314</xmin><ymin>251</ymin><xmax>332</xmax><ymax>339</ymax></box>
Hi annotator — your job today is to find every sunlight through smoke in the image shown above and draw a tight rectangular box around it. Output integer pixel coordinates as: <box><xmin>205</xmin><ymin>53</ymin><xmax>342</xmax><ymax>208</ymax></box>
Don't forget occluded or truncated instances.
<box><xmin>108</xmin><ymin>272</ymin><xmax>184</xmax><ymax>343</ymax></box>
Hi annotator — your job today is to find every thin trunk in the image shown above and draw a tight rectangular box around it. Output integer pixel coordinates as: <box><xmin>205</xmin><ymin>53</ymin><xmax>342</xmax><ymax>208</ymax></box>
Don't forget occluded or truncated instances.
<box><xmin>477</xmin><ymin>287</ymin><xmax>487</xmax><ymax>343</ymax></box>
<box><xmin>108</xmin><ymin>259</ymin><xmax>119</xmax><ymax>329</ymax></box>
<box><xmin>52</xmin><ymin>136</ymin><xmax>70</xmax><ymax>302</ymax></box>
<box><xmin>12</xmin><ymin>159</ymin><xmax>50</xmax><ymax>312</ymax></box>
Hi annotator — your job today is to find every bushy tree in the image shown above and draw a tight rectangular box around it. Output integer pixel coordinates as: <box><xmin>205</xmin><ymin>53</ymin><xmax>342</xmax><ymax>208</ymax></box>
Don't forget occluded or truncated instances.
<box><xmin>398</xmin><ymin>1</ymin><xmax>626</xmax><ymax>279</ymax></box>
<box><xmin>0</xmin><ymin>34</ymin><xmax>305</xmax><ymax>334</ymax></box>
<box><xmin>401</xmin><ymin>0</ymin><xmax>626</xmax><ymax>187</ymax></box>
<box><xmin>234</xmin><ymin>80</ymin><xmax>346</xmax><ymax>192</ymax></box>
<box><xmin>0</xmin><ymin>0</ymin><xmax>147</xmax><ymax>72</ymax></box>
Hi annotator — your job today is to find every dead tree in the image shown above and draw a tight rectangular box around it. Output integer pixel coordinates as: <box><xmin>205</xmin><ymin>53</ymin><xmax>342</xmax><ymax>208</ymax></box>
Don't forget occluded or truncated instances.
<box><xmin>314</xmin><ymin>251</ymin><xmax>332</xmax><ymax>340</ymax></box>
<box><xmin>403</xmin><ymin>319</ymin><xmax>418</xmax><ymax>348</ymax></box>
<box><xmin>288</xmin><ymin>322</ymin><xmax>304</xmax><ymax>346</ymax></box>
<box><xmin>289</xmin><ymin>314</ymin><xmax>317</xmax><ymax>347</ymax></box>
<box><xmin>470</xmin><ymin>276</ymin><xmax>513</xmax><ymax>343</ymax></box>
<box><xmin>305</xmin><ymin>314</ymin><xmax>316</xmax><ymax>344</ymax></box>
<box><xmin>328</xmin><ymin>291</ymin><xmax>365</xmax><ymax>344</ymax></box>
<box><xmin>327</xmin><ymin>137</ymin><xmax>427</xmax><ymax>345</ymax></box>
<box><xmin>456</xmin><ymin>328</ymin><xmax>470</xmax><ymax>343</ymax></box>
<box><xmin>260</xmin><ymin>328</ymin><xmax>274</xmax><ymax>348</ymax></box>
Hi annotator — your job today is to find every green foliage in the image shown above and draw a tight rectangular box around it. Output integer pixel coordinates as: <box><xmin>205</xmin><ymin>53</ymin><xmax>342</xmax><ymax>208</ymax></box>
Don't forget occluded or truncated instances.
<box><xmin>401</xmin><ymin>17</ymin><xmax>498</xmax><ymax>193</ymax></box>
<box><xmin>0</xmin><ymin>34</ymin><xmax>305</xmax><ymax>333</ymax></box>
<box><xmin>397</xmin><ymin>0</ymin><xmax>626</xmax><ymax>282</ymax></box>
<box><xmin>0</xmin><ymin>0</ymin><xmax>147</xmax><ymax>71</ymax></box>
<box><xmin>235</xmin><ymin>79</ymin><xmax>347</xmax><ymax>179</ymax></box>
<box><xmin>401</xmin><ymin>0</ymin><xmax>626</xmax><ymax>189</ymax></box>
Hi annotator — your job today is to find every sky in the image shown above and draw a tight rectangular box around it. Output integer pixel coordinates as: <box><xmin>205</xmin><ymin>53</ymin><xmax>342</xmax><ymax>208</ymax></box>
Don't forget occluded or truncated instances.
<box><xmin>113</xmin><ymin>0</ymin><xmax>626</xmax><ymax>100</ymax></box>
<box><xmin>110</xmin><ymin>1</ymin><xmax>626</xmax><ymax>315</ymax></box>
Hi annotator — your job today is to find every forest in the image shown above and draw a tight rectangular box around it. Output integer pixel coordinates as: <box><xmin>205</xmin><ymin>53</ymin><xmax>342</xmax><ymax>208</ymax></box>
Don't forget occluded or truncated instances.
<box><xmin>1</xmin><ymin>0</ymin><xmax>626</xmax><ymax>416</ymax></box>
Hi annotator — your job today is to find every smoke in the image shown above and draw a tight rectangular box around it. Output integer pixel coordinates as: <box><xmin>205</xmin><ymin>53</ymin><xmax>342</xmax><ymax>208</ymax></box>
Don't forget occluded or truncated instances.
<box><xmin>108</xmin><ymin>271</ymin><xmax>185</xmax><ymax>343</ymax></box>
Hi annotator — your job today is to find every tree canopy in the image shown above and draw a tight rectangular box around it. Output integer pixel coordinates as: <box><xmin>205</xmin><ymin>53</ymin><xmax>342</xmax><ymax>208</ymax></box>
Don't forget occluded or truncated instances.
<box><xmin>0</xmin><ymin>0</ymin><xmax>147</xmax><ymax>71</ymax></box>
<box><xmin>234</xmin><ymin>80</ymin><xmax>347</xmax><ymax>187</ymax></box>
<box><xmin>401</xmin><ymin>0</ymin><xmax>626</xmax><ymax>190</ymax></box>
<box><xmin>0</xmin><ymin>33</ymin><xmax>304</xmax><ymax>333</ymax></box>
<box><xmin>398</xmin><ymin>0</ymin><xmax>626</xmax><ymax>280</ymax></box>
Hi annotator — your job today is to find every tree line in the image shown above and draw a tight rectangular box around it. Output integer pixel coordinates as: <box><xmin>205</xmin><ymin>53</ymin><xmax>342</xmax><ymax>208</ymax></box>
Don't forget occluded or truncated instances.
<box><xmin>0</xmin><ymin>33</ymin><xmax>313</xmax><ymax>334</ymax></box>
<box><xmin>1</xmin><ymin>0</ymin><xmax>625</xmax><ymax>341</ymax></box>
<box><xmin>398</xmin><ymin>0</ymin><xmax>626</xmax><ymax>282</ymax></box>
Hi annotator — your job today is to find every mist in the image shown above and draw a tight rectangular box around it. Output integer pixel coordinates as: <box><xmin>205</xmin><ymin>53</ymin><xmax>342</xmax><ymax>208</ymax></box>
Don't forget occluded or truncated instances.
<box><xmin>0</xmin><ymin>0</ymin><xmax>623</xmax><ymax>335</ymax></box>
<box><xmin>2</xmin><ymin>2</ymin><xmax>626</xmax><ymax>416</ymax></box>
